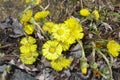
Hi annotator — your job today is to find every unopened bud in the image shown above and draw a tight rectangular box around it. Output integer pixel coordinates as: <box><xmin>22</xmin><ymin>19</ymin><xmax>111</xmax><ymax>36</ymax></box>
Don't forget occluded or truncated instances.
<box><xmin>80</xmin><ymin>61</ymin><xmax>88</xmax><ymax>74</ymax></box>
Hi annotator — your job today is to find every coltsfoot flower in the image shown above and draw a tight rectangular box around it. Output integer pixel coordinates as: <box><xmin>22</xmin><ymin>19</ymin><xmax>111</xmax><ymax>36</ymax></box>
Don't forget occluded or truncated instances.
<box><xmin>51</xmin><ymin>56</ymin><xmax>72</xmax><ymax>71</ymax></box>
<box><xmin>42</xmin><ymin>40</ymin><xmax>62</xmax><ymax>60</ymax></box>
<box><xmin>107</xmin><ymin>40</ymin><xmax>120</xmax><ymax>57</ymax></box>
<box><xmin>24</xmin><ymin>24</ymin><xmax>34</xmax><ymax>35</ymax></box>
<box><xmin>20</xmin><ymin>51</ymin><xmax>38</xmax><ymax>64</ymax></box>
<box><xmin>20</xmin><ymin>10</ymin><xmax>33</xmax><ymax>24</ymax></box>
<box><xmin>52</xmin><ymin>24</ymin><xmax>70</xmax><ymax>42</ymax></box>
<box><xmin>20</xmin><ymin>36</ymin><xmax>36</xmax><ymax>45</ymax></box>
<box><xmin>64</xmin><ymin>17</ymin><xmax>84</xmax><ymax>44</ymax></box>
<box><xmin>20</xmin><ymin>36</ymin><xmax>37</xmax><ymax>54</ymax></box>
<box><xmin>79</xmin><ymin>8</ymin><xmax>90</xmax><ymax>17</ymax></box>
<box><xmin>42</xmin><ymin>22</ymin><xmax>55</xmax><ymax>33</ymax></box>
<box><xmin>93</xmin><ymin>10</ymin><xmax>100</xmax><ymax>20</ymax></box>
<box><xmin>20</xmin><ymin>44</ymin><xmax>37</xmax><ymax>53</ymax></box>
<box><xmin>34</xmin><ymin>11</ymin><xmax>50</xmax><ymax>21</ymax></box>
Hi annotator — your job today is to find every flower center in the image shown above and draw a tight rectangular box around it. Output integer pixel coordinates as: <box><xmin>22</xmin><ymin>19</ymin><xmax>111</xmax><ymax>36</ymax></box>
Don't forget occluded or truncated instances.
<box><xmin>25</xmin><ymin>53</ymin><xmax>32</xmax><ymax>58</ymax></box>
<box><xmin>57</xmin><ymin>29</ymin><xmax>64</xmax><ymax>35</ymax></box>
<box><xmin>49</xmin><ymin>47</ymin><xmax>55</xmax><ymax>53</ymax></box>
<box><xmin>25</xmin><ymin>43</ymin><xmax>30</xmax><ymax>46</ymax></box>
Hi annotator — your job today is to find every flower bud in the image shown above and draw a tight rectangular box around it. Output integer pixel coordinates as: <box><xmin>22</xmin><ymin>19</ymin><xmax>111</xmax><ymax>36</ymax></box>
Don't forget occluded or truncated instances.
<box><xmin>80</xmin><ymin>61</ymin><xmax>88</xmax><ymax>74</ymax></box>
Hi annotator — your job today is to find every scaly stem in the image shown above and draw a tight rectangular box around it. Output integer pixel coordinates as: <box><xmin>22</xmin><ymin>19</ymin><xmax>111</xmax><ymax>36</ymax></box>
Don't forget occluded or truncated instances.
<box><xmin>33</xmin><ymin>21</ymin><xmax>49</xmax><ymax>40</ymax></box>
<box><xmin>98</xmin><ymin>71</ymin><xmax>108</xmax><ymax>79</ymax></box>
<box><xmin>96</xmin><ymin>49</ymin><xmax>113</xmax><ymax>80</ymax></box>
<box><xmin>91</xmin><ymin>42</ymin><xmax>96</xmax><ymax>62</ymax></box>
<box><xmin>23</xmin><ymin>5</ymin><xmax>31</xmax><ymax>13</ymax></box>
<box><xmin>80</xmin><ymin>0</ymin><xmax>83</xmax><ymax>9</ymax></box>
<box><xmin>18</xmin><ymin>5</ymin><xmax>31</xmax><ymax>19</ymax></box>
<box><xmin>78</xmin><ymin>40</ymin><xmax>85</xmax><ymax>59</ymax></box>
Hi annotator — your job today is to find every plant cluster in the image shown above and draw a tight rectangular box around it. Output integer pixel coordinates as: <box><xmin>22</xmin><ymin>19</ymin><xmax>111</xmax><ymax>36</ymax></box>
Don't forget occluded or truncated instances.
<box><xmin>18</xmin><ymin>0</ymin><xmax>120</xmax><ymax>80</ymax></box>
<box><xmin>42</xmin><ymin>17</ymin><xmax>84</xmax><ymax>71</ymax></box>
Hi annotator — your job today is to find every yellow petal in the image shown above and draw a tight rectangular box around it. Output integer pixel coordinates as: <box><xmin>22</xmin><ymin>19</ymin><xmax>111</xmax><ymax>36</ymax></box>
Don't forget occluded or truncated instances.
<box><xmin>81</xmin><ymin>67</ymin><xmax>87</xmax><ymax>74</ymax></box>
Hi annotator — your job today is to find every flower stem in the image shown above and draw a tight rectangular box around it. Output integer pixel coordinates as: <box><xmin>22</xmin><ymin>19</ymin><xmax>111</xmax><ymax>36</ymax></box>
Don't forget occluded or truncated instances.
<box><xmin>23</xmin><ymin>5</ymin><xmax>31</xmax><ymax>13</ymax></box>
<box><xmin>91</xmin><ymin>42</ymin><xmax>96</xmax><ymax>62</ymax></box>
<box><xmin>31</xmin><ymin>19</ymin><xmax>49</xmax><ymax>40</ymax></box>
<box><xmin>98</xmin><ymin>71</ymin><xmax>108</xmax><ymax>79</ymax></box>
<box><xmin>96</xmin><ymin>49</ymin><xmax>113</xmax><ymax>80</ymax></box>
<box><xmin>78</xmin><ymin>40</ymin><xmax>85</xmax><ymax>59</ymax></box>
<box><xmin>80</xmin><ymin>0</ymin><xmax>83</xmax><ymax>9</ymax></box>
<box><xmin>18</xmin><ymin>5</ymin><xmax>31</xmax><ymax>19</ymax></box>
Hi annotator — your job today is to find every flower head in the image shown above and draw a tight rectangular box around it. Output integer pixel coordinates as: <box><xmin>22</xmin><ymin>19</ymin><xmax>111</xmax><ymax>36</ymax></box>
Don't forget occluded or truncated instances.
<box><xmin>79</xmin><ymin>8</ymin><xmax>90</xmax><ymax>17</ymax></box>
<box><xmin>24</xmin><ymin>24</ymin><xmax>34</xmax><ymax>35</ymax></box>
<box><xmin>92</xmin><ymin>10</ymin><xmax>100</xmax><ymax>20</ymax></box>
<box><xmin>64</xmin><ymin>17</ymin><xmax>84</xmax><ymax>44</ymax></box>
<box><xmin>20</xmin><ymin>51</ymin><xmax>38</xmax><ymax>64</ymax></box>
<box><xmin>20</xmin><ymin>10</ymin><xmax>33</xmax><ymax>24</ymax></box>
<box><xmin>51</xmin><ymin>56</ymin><xmax>72</xmax><ymax>71</ymax></box>
<box><xmin>107</xmin><ymin>40</ymin><xmax>120</xmax><ymax>57</ymax></box>
<box><xmin>42</xmin><ymin>40</ymin><xmax>62</xmax><ymax>60</ymax></box>
<box><xmin>42</xmin><ymin>22</ymin><xmax>55</xmax><ymax>33</ymax></box>
<box><xmin>52</xmin><ymin>24</ymin><xmax>70</xmax><ymax>42</ymax></box>
<box><xmin>34</xmin><ymin>11</ymin><xmax>50</xmax><ymax>21</ymax></box>
<box><xmin>20</xmin><ymin>36</ymin><xmax>36</xmax><ymax>45</ymax></box>
<box><xmin>20</xmin><ymin>44</ymin><xmax>37</xmax><ymax>53</ymax></box>
<box><xmin>20</xmin><ymin>36</ymin><xmax>37</xmax><ymax>54</ymax></box>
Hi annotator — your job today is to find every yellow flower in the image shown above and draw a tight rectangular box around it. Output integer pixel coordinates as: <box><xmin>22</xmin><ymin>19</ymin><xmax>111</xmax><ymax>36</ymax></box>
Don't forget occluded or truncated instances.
<box><xmin>64</xmin><ymin>17</ymin><xmax>84</xmax><ymax>44</ymax></box>
<box><xmin>81</xmin><ymin>67</ymin><xmax>87</xmax><ymax>74</ymax></box>
<box><xmin>52</xmin><ymin>24</ymin><xmax>70</xmax><ymax>42</ymax></box>
<box><xmin>42</xmin><ymin>40</ymin><xmax>62</xmax><ymax>60</ymax></box>
<box><xmin>79</xmin><ymin>8</ymin><xmax>90</xmax><ymax>17</ymax></box>
<box><xmin>20</xmin><ymin>44</ymin><xmax>37</xmax><ymax>53</ymax></box>
<box><xmin>20</xmin><ymin>10</ymin><xmax>33</xmax><ymax>24</ymax></box>
<box><xmin>24</xmin><ymin>24</ymin><xmax>34</xmax><ymax>35</ymax></box>
<box><xmin>34</xmin><ymin>11</ymin><xmax>50</xmax><ymax>21</ymax></box>
<box><xmin>42</xmin><ymin>22</ymin><xmax>55</xmax><ymax>33</ymax></box>
<box><xmin>92</xmin><ymin>10</ymin><xmax>100</xmax><ymax>20</ymax></box>
<box><xmin>51</xmin><ymin>56</ymin><xmax>72</xmax><ymax>71</ymax></box>
<box><xmin>20</xmin><ymin>51</ymin><xmax>38</xmax><ymax>64</ymax></box>
<box><xmin>20</xmin><ymin>36</ymin><xmax>36</xmax><ymax>45</ymax></box>
<box><xmin>107</xmin><ymin>40</ymin><xmax>120</xmax><ymax>57</ymax></box>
